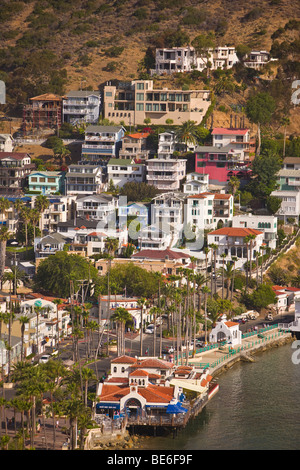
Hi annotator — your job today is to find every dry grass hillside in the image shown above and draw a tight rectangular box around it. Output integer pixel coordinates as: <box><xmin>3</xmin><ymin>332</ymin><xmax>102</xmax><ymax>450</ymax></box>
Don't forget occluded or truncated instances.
<box><xmin>0</xmin><ymin>0</ymin><xmax>299</xmax><ymax>135</ymax></box>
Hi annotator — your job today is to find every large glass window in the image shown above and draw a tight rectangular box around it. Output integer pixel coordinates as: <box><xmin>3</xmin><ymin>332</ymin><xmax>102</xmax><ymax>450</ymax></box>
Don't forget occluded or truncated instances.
<box><xmin>136</xmin><ymin>103</ymin><xmax>144</xmax><ymax>111</ymax></box>
<box><xmin>136</xmin><ymin>93</ymin><xmax>144</xmax><ymax>101</ymax></box>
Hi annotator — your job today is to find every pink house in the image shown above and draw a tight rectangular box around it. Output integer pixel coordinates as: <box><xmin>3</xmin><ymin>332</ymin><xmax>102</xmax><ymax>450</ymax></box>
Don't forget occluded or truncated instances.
<box><xmin>195</xmin><ymin>128</ymin><xmax>254</xmax><ymax>187</ymax></box>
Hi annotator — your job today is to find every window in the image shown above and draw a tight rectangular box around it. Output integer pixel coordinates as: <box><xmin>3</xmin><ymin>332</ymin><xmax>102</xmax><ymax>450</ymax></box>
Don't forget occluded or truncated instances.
<box><xmin>136</xmin><ymin>93</ymin><xmax>144</xmax><ymax>101</ymax></box>
<box><xmin>136</xmin><ymin>103</ymin><xmax>144</xmax><ymax>111</ymax></box>
<box><xmin>105</xmin><ymin>91</ymin><xmax>112</xmax><ymax>97</ymax></box>
<box><xmin>136</xmin><ymin>82</ymin><xmax>144</xmax><ymax>90</ymax></box>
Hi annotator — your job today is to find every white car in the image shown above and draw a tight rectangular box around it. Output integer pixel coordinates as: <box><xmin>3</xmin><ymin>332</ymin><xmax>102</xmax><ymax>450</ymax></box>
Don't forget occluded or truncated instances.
<box><xmin>39</xmin><ymin>354</ymin><xmax>51</xmax><ymax>363</ymax></box>
<box><xmin>145</xmin><ymin>325</ymin><xmax>154</xmax><ymax>334</ymax></box>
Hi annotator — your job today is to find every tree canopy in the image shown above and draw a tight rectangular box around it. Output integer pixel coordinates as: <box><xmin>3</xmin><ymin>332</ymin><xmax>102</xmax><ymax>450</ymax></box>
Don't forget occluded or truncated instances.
<box><xmin>34</xmin><ymin>251</ymin><xmax>100</xmax><ymax>298</ymax></box>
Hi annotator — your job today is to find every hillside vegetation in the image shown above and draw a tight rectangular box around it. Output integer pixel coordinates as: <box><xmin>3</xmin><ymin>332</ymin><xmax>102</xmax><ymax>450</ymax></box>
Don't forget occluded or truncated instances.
<box><xmin>0</xmin><ymin>0</ymin><xmax>299</xmax><ymax>134</ymax></box>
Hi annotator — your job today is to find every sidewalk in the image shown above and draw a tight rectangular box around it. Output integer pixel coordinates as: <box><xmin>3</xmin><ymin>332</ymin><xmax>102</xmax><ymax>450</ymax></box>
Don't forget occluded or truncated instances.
<box><xmin>2</xmin><ymin>411</ymin><xmax>70</xmax><ymax>450</ymax></box>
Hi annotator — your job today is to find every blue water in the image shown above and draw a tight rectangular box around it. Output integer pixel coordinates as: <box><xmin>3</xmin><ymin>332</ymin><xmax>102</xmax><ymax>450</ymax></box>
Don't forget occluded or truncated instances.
<box><xmin>141</xmin><ymin>343</ymin><xmax>300</xmax><ymax>450</ymax></box>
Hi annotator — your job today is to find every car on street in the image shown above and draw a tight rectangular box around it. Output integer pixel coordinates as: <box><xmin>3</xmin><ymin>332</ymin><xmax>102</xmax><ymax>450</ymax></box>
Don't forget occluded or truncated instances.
<box><xmin>145</xmin><ymin>325</ymin><xmax>154</xmax><ymax>334</ymax></box>
<box><xmin>39</xmin><ymin>354</ymin><xmax>51</xmax><ymax>363</ymax></box>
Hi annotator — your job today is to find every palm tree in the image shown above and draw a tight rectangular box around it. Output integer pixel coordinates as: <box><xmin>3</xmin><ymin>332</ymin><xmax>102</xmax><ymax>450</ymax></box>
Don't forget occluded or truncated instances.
<box><xmin>13</xmin><ymin>199</ymin><xmax>24</xmax><ymax>233</ymax></box>
<box><xmin>202</xmin><ymin>286</ymin><xmax>210</xmax><ymax>344</ymax></box>
<box><xmin>34</xmin><ymin>195</ymin><xmax>49</xmax><ymax>233</ymax></box>
<box><xmin>223</xmin><ymin>262</ymin><xmax>234</xmax><ymax>299</ymax></box>
<box><xmin>104</xmin><ymin>237</ymin><xmax>119</xmax><ymax>257</ymax></box>
<box><xmin>30</xmin><ymin>208</ymin><xmax>40</xmax><ymax>240</ymax></box>
<box><xmin>220</xmin><ymin>252</ymin><xmax>227</xmax><ymax>299</ymax></box>
<box><xmin>18</xmin><ymin>316</ymin><xmax>29</xmax><ymax>360</ymax></box>
<box><xmin>0</xmin><ymin>226</ymin><xmax>11</xmax><ymax>286</ymax></box>
<box><xmin>111</xmin><ymin>307</ymin><xmax>133</xmax><ymax>356</ymax></box>
<box><xmin>53</xmin><ymin>298</ymin><xmax>63</xmax><ymax>349</ymax></box>
<box><xmin>209</xmin><ymin>243</ymin><xmax>218</xmax><ymax>296</ymax></box>
<box><xmin>137</xmin><ymin>298</ymin><xmax>146</xmax><ymax>356</ymax></box>
<box><xmin>175</xmin><ymin>120</ymin><xmax>199</xmax><ymax>153</ymax></box>
<box><xmin>230</xmin><ymin>256</ymin><xmax>238</xmax><ymax>301</ymax></box>
<box><xmin>20</xmin><ymin>206</ymin><xmax>31</xmax><ymax>248</ymax></box>
<box><xmin>0</xmin><ymin>197</ymin><xmax>10</xmax><ymax>223</ymax></box>
<box><xmin>81</xmin><ymin>367</ymin><xmax>97</xmax><ymax>407</ymax></box>
<box><xmin>248</xmin><ymin>233</ymin><xmax>257</xmax><ymax>285</ymax></box>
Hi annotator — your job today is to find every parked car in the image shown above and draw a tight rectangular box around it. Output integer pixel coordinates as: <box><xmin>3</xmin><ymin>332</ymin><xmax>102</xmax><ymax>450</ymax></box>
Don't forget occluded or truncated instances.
<box><xmin>145</xmin><ymin>325</ymin><xmax>154</xmax><ymax>334</ymax></box>
<box><xmin>39</xmin><ymin>354</ymin><xmax>51</xmax><ymax>363</ymax></box>
<box><xmin>265</xmin><ymin>314</ymin><xmax>273</xmax><ymax>321</ymax></box>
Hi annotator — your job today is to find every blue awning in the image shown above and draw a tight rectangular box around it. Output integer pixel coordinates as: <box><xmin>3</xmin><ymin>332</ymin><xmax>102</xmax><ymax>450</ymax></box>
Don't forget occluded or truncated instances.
<box><xmin>166</xmin><ymin>403</ymin><xmax>188</xmax><ymax>414</ymax></box>
<box><xmin>96</xmin><ymin>403</ymin><xmax>120</xmax><ymax>410</ymax></box>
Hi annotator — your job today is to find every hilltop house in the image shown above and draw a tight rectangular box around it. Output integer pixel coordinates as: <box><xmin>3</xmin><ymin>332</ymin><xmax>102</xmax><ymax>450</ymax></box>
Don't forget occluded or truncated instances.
<box><xmin>63</xmin><ymin>90</ymin><xmax>101</xmax><ymax>124</ymax></box>
<box><xmin>0</xmin><ymin>134</ymin><xmax>14</xmax><ymax>153</ymax></box>
<box><xmin>153</xmin><ymin>46</ymin><xmax>239</xmax><ymax>75</ymax></box>
<box><xmin>232</xmin><ymin>214</ymin><xmax>278</xmax><ymax>250</ymax></box>
<box><xmin>183</xmin><ymin>172</ymin><xmax>209</xmax><ymax>195</ymax></box>
<box><xmin>103</xmin><ymin>80</ymin><xmax>211</xmax><ymax>126</ymax></box>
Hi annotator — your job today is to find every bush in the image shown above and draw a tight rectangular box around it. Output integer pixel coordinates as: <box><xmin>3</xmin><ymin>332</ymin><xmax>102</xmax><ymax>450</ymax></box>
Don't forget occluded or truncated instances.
<box><xmin>105</xmin><ymin>46</ymin><xmax>124</xmax><ymax>57</ymax></box>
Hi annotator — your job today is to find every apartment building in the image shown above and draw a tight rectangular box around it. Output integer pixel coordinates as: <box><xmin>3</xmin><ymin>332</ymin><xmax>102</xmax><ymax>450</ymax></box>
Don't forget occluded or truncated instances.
<box><xmin>207</xmin><ymin>227</ymin><xmax>264</xmax><ymax>270</ymax></box>
<box><xmin>0</xmin><ymin>152</ymin><xmax>34</xmax><ymax>195</ymax></box>
<box><xmin>63</xmin><ymin>90</ymin><xmax>101</xmax><ymax>124</ymax></box>
<box><xmin>150</xmin><ymin>192</ymin><xmax>186</xmax><ymax>247</ymax></box>
<box><xmin>103</xmin><ymin>80</ymin><xmax>211</xmax><ymax>126</ymax></box>
<box><xmin>154</xmin><ymin>46</ymin><xmax>239</xmax><ymax>75</ymax></box>
<box><xmin>31</xmin><ymin>195</ymin><xmax>76</xmax><ymax>233</ymax></box>
<box><xmin>147</xmin><ymin>156</ymin><xmax>186</xmax><ymax>191</ymax></box>
<box><xmin>28</xmin><ymin>170</ymin><xmax>65</xmax><ymax>195</ymax></box>
<box><xmin>65</xmin><ymin>163</ymin><xmax>104</xmax><ymax>195</ymax></box>
<box><xmin>232</xmin><ymin>214</ymin><xmax>278</xmax><ymax>250</ymax></box>
<box><xmin>157</xmin><ymin>131</ymin><xmax>194</xmax><ymax>155</ymax></box>
<box><xmin>185</xmin><ymin>192</ymin><xmax>233</xmax><ymax>233</ymax></box>
<box><xmin>81</xmin><ymin>125</ymin><xmax>125</xmax><ymax>164</ymax></box>
<box><xmin>119</xmin><ymin>132</ymin><xmax>151</xmax><ymax>161</ymax></box>
<box><xmin>107</xmin><ymin>158</ymin><xmax>146</xmax><ymax>188</ymax></box>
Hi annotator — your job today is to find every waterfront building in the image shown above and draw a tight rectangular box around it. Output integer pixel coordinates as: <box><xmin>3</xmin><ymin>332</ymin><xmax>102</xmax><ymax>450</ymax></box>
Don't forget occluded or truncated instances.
<box><xmin>209</xmin><ymin>319</ymin><xmax>242</xmax><ymax>346</ymax></box>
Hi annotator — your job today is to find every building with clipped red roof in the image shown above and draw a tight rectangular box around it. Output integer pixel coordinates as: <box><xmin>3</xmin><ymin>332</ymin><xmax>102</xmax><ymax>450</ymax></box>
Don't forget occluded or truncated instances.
<box><xmin>207</xmin><ymin>226</ymin><xmax>264</xmax><ymax>270</ymax></box>
<box><xmin>209</xmin><ymin>319</ymin><xmax>242</xmax><ymax>346</ymax></box>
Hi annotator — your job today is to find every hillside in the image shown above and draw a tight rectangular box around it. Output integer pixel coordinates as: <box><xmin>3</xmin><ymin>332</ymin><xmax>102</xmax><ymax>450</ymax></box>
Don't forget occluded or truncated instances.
<box><xmin>0</xmin><ymin>0</ymin><xmax>299</xmax><ymax>136</ymax></box>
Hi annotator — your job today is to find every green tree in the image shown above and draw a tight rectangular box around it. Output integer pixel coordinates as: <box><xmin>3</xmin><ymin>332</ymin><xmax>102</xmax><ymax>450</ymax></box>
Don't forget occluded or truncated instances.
<box><xmin>34</xmin><ymin>251</ymin><xmax>100</xmax><ymax>298</ymax></box>
<box><xmin>111</xmin><ymin>307</ymin><xmax>133</xmax><ymax>356</ymax></box>
<box><xmin>248</xmin><ymin>149</ymin><xmax>282</xmax><ymax>203</ymax></box>
<box><xmin>246</xmin><ymin>92</ymin><xmax>276</xmax><ymax>155</ymax></box>
<box><xmin>0</xmin><ymin>226</ymin><xmax>11</xmax><ymax>285</ymax></box>
<box><xmin>247</xmin><ymin>284</ymin><xmax>277</xmax><ymax>312</ymax></box>
<box><xmin>175</xmin><ymin>120</ymin><xmax>199</xmax><ymax>152</ymax></box>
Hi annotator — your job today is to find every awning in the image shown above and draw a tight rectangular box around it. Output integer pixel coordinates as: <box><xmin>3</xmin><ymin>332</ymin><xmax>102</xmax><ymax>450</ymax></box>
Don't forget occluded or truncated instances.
<box><xmin>96</xmin><ymin>403</ymin><xmax>120</xmax><ymax>410</ymax></box>
<box><xmin>166</xmin><ymin>403</ymin><xmax>188</xmax><ymax>414</ymax></box>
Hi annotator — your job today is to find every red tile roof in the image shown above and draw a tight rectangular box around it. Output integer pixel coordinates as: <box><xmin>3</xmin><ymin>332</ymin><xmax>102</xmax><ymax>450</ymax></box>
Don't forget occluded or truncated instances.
<box><xmin>111</xmin><ymin>355</ymin><xmax>137</xmax><ymax>364</ymax></box>
<box><xmin>208</xmin><ymin>227</ymin><xmax>262</xmax><ymax>237</ymax></box>
<box><xmin>130</xmin><ymin>358</ymin><xmax>173</xmax><ymax>370</ymax></box>
<box><xmin>127</xmin><ymin>132</ymin><xmax>150</xmax><ymax>139</ymax></box>
<box><xmin>0</xmin><ymin>152</ymin><xmax>30</xmax><ymax>160</ymax></box>
<box><xmin>224</xmin><ymin>321</ymin><xmax>239</xmax><ymax>328</ymax></box>
<box><xmin>132</xmin><ymin>248</ymin><xmax>190</xmax><ymax>260</ymax></box>
<box><xmin>211</xmin><ymin>128</ymin><xmax>249</xmax><ymax>135</ymax></box>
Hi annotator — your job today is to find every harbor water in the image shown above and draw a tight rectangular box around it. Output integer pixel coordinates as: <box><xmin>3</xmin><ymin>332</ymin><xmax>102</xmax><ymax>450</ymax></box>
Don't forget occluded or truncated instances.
<box><xmin>141</xmin><ymin>342</ymin><xmax>300</xmax><ymax>450</ymax></box>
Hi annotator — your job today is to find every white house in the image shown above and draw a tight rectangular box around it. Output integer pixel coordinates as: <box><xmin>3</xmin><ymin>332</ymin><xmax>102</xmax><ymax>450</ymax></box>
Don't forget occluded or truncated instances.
<box><xmin>209</xmin><ymin>319</ymin><xmax>242</xmax><ymax>346</ymax></box>
<box><xmin>207</xmin><ymin>226</ymin><xmax>264</xmax><ymax>270</ymax></box>
<box><xmin>0</xmin><ymin>134</ymin><xmax>14</xmax><ymax>153</ymax></box>
<box><xmin>211</xmin><ymin>127</ymin><xmax>251</xmax><ymax>161</ymax></box>
<box><xmin>183</xmin><ymin>173</ymin><xmax>209</xmax><ymax>195</ymax></box>
<box><xmin>75</xmin><ymin>193</ymin><xmax>118</xmax><ymax>223</ymax></box>
<box><xmin>66</xmin><ymin>163</ymin><xmax>104</xmax><ymax>195</ymax></box>
<box><xmin>98</xmin><ymin>295</ymin><xmax>151</xmax><ymax>330</ymax></box>
<box><xmin>146</xmin><ymin>156</ymin><xmax>186</xmax><ymax>191</ymax></box>
<box><xmin>185</xmin><ymin>192</ymin><xmax>234</xmax><ymax>233</ymax></box>
<box><xmin>63</xmin><ymin>90</ymin><xmax>101</xmax><ymax>124</ymax></box>
<box><xmin>107</xmin><ymin>158</ymin><xmax>146</xmax><ymax>188</ymax></box>
<box><xmin>232</xmin><ymin>214</ymin><xmax>278</xmax><ymax>250</ymax></box>
<box><xmin>270</xmin><ymin>189</ymin><xmax>300</xmax><ymax>224</ymax></box>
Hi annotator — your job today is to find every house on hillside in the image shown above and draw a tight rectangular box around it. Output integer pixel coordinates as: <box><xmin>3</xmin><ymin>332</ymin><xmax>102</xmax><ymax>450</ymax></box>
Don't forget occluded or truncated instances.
<box><xmin>81</xmin><ymin>125</ymin><xmax>125</xmax><ymax>165</ymax></box>
<box><xmin>107</xmin><ymin>158</ymin><xmax>146</xmax><ymax>188</ymax></box>
<box><xmin>0</xmin><ymin>134</ymin><xmax>14</xmax><ymax>153</ymax></box>
<box><xmin>63</xmin><ymin>90</ymin><xmax>101</xmax><ymax>124</ymax></box>
<box><xmin>207</xmin><ymin>227</ymin><xmax>264</xmax><ymax>270</ymax></box>
<box><xmin>28</xmin><ymin>170</ymin><xmax>65</xmax><ymax>195</ymax></box>
<box><xmin>0</xmin><ymin>152</ymin><xmax>34</xmax><ymax>195</ymax></box>
<box><xmin>23</xmin><ymin>93</ymin><xmax>65</xmax><ymax>135</ymax></box>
